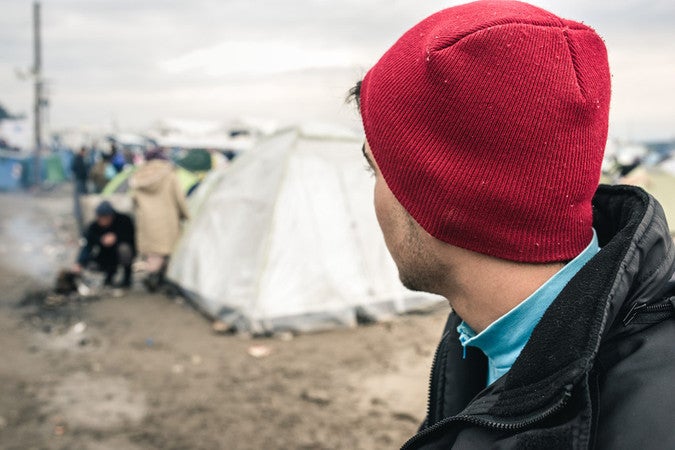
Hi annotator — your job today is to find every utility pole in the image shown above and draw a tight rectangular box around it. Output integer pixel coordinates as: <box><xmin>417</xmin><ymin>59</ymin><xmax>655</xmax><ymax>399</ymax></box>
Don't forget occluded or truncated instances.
<box><xmin>32</xmin><ymin>1</ymin><xmax>42</xmax><ymax>187</ymax></box>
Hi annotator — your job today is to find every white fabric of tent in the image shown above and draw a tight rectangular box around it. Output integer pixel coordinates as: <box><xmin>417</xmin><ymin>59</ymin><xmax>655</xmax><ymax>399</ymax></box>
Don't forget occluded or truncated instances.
<box><xmin>167</xmin><ymin>125</ymin><xmax>443</xmax><ymax>333</ymax></box>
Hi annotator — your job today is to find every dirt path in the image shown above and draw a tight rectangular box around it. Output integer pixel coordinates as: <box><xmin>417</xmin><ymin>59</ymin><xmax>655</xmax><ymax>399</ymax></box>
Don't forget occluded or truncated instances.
<box><xmin>0</xmin><ymin>187</ymin><xmax>449</xmax><ymax>450</ymax></box>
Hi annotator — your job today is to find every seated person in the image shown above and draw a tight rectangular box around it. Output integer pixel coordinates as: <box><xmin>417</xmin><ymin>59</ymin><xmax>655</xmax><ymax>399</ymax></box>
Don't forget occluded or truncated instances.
<box><xmin>74</xmin><ymin>201</ymin><xmax>136</xmax><ymax>288</ymax></box>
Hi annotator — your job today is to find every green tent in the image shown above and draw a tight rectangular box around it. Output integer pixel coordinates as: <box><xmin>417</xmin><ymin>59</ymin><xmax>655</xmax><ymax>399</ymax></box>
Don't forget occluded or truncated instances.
<box><xmin>20</xmin><ymin>154</ymin><xmax>68</xmax><ymax>186</ymax></box>
<box><xmin>176</xmin><ymin>149</ymin><xmax>212</xmax><ymax>172</ymax></box>
<box><xmin>44</xmin><ymin>154</ymin><xmax>68</xmax><ymax>184</ymax></box>
<box><xmin>176</xmin><ymin>167</ymin><xmax>201</xmax><ymax>194</ymax></box>
<box><xmin>102</xmin><ymin>166</ymin><xmax>137</xmax><ymax>195</ymax></box>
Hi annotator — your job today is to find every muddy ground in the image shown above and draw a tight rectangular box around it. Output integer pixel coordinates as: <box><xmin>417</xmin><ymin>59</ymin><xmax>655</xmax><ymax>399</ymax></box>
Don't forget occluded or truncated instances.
<box><xmin>0</xmin><ymin>186</ymin><xmax>449</xmax><ymax>450</ymax></box>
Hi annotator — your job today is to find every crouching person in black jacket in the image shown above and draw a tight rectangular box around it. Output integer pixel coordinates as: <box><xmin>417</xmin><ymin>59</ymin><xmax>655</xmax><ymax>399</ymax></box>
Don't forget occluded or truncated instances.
<box><xmin>74</xmin><ymin>201</ymin><xmax>136</xmax><ymax>288</ymax></box>
<box><xmin>350</xmin><ymin>1</ymin><xmax>675</xmax><ymax>449</ymax></box>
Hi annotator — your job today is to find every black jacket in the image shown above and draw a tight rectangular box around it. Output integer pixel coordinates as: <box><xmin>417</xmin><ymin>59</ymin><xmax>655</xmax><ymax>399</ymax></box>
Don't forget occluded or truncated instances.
<box><xmin>402</xmin><ymin>185</ymin><xmax>675</xmax><ymax>449</ymax></box>
<box><xmin>71</xmin><ymin>154</ymin><xmax>89</xmax><ymax>181</ymax></box>
<box><xmin>78</xmin><ymin>212</ymin><xmax>136</xmax><ymax>266</ymax></box>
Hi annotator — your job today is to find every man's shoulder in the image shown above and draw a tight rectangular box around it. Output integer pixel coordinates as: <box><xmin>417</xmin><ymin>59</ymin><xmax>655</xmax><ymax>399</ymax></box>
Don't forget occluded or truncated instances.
<box><xmin>86</xmin><ymin>221</ymin><xmax>101</xmax><ymax>234</ymax></box>
<box><xmin>603</xmin><ymin>306</ymin><xmax>674</xmax><ymax>369</ymax></box>
<box><xmin>115</xmin><ymin>212</ymin><xmax>134</xmax><ymax>225</ymax></box>
<box><xmin>596</xmin><ymin>316</ymin><xmax>675</xmax><ymax>449</ymax></box>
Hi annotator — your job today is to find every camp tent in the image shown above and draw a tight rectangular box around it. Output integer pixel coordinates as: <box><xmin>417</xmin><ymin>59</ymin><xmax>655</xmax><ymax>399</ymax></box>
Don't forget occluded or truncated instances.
<box><xmin>167</xmin><ymin>124</ymin><xmax>443</xmax><ymax>334</ymax></box>
<box><xmin>176</xmin><ymin>148</ymin><xmax>212</xmax><ymax>172</ymax></box>
<box><xmin>102</xmin><ymin>166</ymin><xmax>137</xmax><ymax>194</ymax></box>
<box><xmin>0</xmin><ymin>150</ymin><xmax>71</xmax><ymax>189</ymax></box>
<box><xmin>18</xmin><ymin>153</ymin><xmax>70</xmax><ymax>187</ymax></box>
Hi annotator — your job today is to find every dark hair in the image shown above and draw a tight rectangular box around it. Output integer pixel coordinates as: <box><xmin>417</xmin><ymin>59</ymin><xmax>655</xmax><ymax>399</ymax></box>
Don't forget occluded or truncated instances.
<box><xmin>346</xmin><ymin>80</ymin><xmax>362</xmax><ymax>111</ymax></box>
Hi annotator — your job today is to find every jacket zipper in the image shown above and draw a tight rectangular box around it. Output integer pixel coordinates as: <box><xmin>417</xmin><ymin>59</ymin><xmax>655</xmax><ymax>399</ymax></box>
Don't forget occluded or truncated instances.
<box><xmin>424</xmin><ymin>331</ymin><xmax>448</xmax><ymax>425</ymax></box>
<box><xmin>622</xmin><ymin>297</ymin><xmax>675</xmax><ymax>326</ymax></box>
<box><xmin>401</xmin><ymin>390</ymin><xmax>572</xmax><ymax>449</ymax></box>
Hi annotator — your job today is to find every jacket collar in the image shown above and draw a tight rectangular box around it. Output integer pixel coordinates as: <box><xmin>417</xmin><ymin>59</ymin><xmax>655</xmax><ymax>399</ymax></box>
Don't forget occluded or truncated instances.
<box><xmin>462</xmin><ymin>185</ymin><xmax>675</xmax><ymax>419</ymax></box>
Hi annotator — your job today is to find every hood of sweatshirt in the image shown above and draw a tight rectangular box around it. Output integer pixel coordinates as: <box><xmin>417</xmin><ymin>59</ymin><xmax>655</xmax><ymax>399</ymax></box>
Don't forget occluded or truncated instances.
<box><xmin>130</xmin><ymin>160</ymin><xmax>173</xmax><ymax>193</ymax></box>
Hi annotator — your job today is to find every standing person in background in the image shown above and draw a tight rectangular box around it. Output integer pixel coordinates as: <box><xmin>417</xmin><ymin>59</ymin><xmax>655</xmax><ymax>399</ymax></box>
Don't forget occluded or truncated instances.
<box><xmin>110</xmin><ymin>142</ymin><xmax>126</xmax><ymax>173</ymax></box>
<box><xmin>70</xmin><ymin>146</ymin><xmax>90</xmax><ymax>235</ymax></box>
<box><xmin>89</xmin><ymin>152</ymin><xmax>115</xmax><ymax>193</ymax></box>
<box><xmin>130</xmin><ymin>148</ymin><xmax>189</xmax><ymax>292</ymax></box>
<box><xmin>350</xmin><ymin>1</ymin><xmax>674</xmax><ymax>448</ymax></box>
<box><xmin>71</xmin><ymin>146</ymin><xmax>89</xmax><ymax>194</ymax></box>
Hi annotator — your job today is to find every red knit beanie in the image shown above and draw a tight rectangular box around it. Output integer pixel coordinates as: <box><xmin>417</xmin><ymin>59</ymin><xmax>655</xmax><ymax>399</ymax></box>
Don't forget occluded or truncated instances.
<box><xmin>360</xmin><ymin>0</ymin><xmax>610</xmax><ymax>263</ymax></box>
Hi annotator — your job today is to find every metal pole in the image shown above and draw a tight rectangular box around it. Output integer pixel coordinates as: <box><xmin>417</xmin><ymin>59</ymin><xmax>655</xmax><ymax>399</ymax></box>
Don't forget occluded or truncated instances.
<box><xmin>33</xmin><ymin>1</ymin><xmax>42</xmax><ymax>187</ymax></box>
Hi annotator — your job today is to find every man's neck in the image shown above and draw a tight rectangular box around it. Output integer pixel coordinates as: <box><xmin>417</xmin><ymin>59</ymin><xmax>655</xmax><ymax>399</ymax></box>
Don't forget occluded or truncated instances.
<box><xmin>437</xmin><ymin>247</ymin><xmax>564</xmax><ymax>333</ymax></box>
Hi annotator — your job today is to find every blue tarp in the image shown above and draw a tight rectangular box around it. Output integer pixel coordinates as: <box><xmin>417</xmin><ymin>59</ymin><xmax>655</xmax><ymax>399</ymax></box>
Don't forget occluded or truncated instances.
<box><xmin>0</xmin><ymin>151</ymin><xmax>25</xmax><ymax>191</ymax></box>
<box><xmin>0</xmin><ymin>149</ymin><xmax>74</xmax><ymax>189</ymax></box>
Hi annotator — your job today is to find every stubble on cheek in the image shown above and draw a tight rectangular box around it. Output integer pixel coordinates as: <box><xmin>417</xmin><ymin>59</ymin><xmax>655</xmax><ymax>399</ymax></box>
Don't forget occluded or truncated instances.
<box><xmin>373</xmin><ymin>176</ymin><xmax>447</xmax><ymax>295</ymax></box>
<box><xmin>387</xmin><ymin>204</ymin><xmax>443</xmax><ymax>294</ymax></box>
<box><xmin>398</xmin><ymin>213</ymin><xmax>436</xmax><ymax>292</ymax></box>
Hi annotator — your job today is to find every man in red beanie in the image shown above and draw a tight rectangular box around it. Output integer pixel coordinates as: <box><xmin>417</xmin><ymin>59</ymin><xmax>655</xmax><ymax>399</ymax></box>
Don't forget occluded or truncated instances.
<box><xmin>351</xmin><ymin>1</ymin><xmax>675</xmax><ymax>449</ymax></box>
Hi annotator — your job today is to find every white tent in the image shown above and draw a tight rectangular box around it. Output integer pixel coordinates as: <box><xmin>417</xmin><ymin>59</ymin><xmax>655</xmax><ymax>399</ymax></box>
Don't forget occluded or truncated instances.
<box><xmin>167</xmin><ymin>124</ymin><xmax>443</xmax><ymax>334</ymax></box>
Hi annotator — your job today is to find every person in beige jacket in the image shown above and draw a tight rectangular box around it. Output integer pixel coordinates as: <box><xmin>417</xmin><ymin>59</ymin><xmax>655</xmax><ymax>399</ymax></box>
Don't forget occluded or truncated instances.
<box><xmin>130</xmin><ymin>148</ymin><xmax>189</xmax><ymax>291</ymax></box>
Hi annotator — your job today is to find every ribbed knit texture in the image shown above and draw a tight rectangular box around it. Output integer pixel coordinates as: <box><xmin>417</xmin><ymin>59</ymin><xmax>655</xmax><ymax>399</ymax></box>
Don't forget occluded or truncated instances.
<box><xmin>361</xmin><ymin>0</ymin><xmax>611</xmax><ymax>263</ymax></box>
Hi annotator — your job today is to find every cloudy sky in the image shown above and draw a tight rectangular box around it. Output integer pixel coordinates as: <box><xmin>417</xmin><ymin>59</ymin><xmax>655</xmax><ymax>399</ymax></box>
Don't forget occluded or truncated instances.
<box><xmin>1</xmin><ymin>0</ymin><xmax>673</xmax><ymax>140</ymax></box>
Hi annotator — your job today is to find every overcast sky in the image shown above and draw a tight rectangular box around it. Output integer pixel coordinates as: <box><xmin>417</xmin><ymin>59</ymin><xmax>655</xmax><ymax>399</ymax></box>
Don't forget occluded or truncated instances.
<box><xmin>1</xmin><ymin>0</ymin><xmax>673</xmax><ymax>140</ymax></box>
